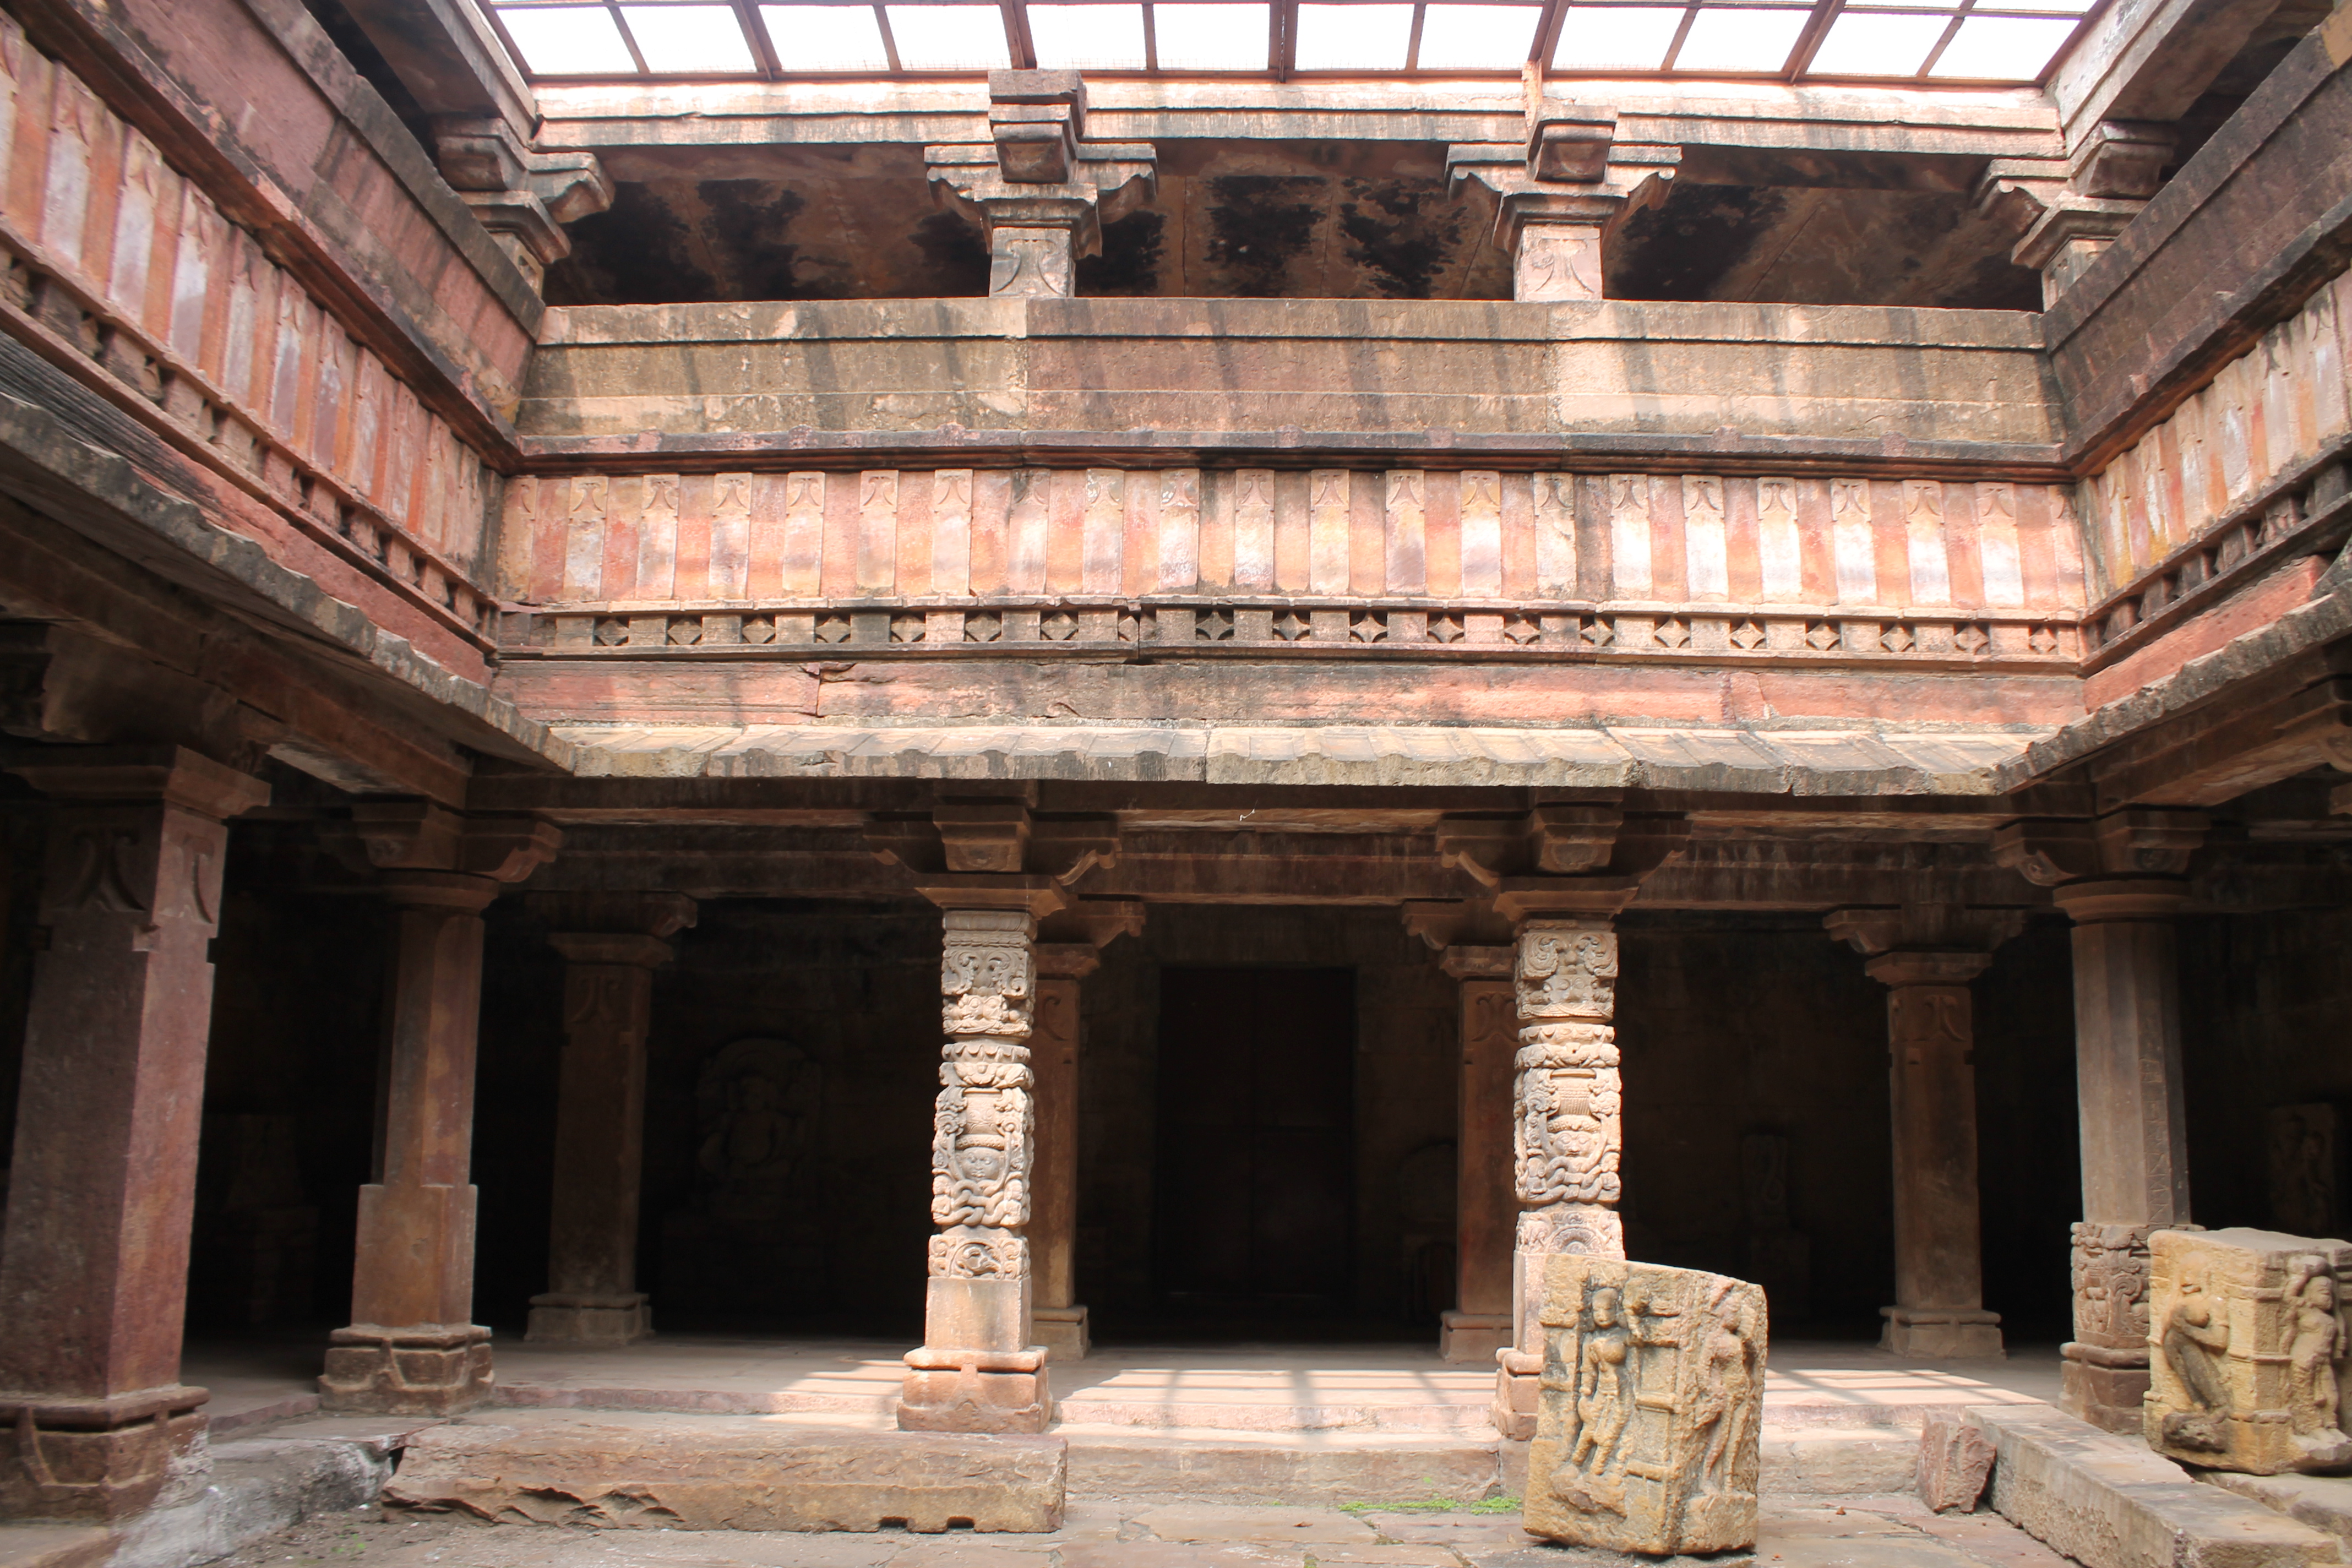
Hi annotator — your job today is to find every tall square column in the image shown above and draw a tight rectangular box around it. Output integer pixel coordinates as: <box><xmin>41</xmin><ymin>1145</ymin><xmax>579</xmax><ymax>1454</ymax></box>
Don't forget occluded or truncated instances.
<box><xmin>525</xmin><ymin>893</ymin><xmax>696</xmax><ymax>1345</ymax></box>
<box><xmin>0</xmin><ymin>749</ymin><xmax>266</xmax><ymax>1521</ymax></box>
<box><xmin>899</xmin><ymin>900</ymin><xmax>1052</xmax><ymax>1433</ymax></box>
<box><xmin>1030</xmin><ymin>943</ymin><xmax>1093</xmax><ymax>1360</ymax></box>
<box><xmin>318</xmin><ymin>807</ymin><xmax>558</xmax><ymax>1415</ymax></box>
<box><xmin>1439</xmin><ymin>946</ymin><xmax>1515</xmax><ymax>1363</ymax></box>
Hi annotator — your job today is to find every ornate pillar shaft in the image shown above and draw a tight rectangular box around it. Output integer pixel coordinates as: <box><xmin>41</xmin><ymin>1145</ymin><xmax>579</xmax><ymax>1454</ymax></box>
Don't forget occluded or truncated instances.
<box><xmin>1495</xmin><ymin>915</ymin><xmax>1624</xmax><ymax>1438</ymax></box>
<box><xmin>323</xmin><ymin>874</ymin><xmax>498</xmax><ymax>1414</ymax></box>
<box><xmin>1869</xmin><ymin>952</ymin><xmax>2002</xmax><ymax>1357</ymax></box>
<box><xmin>0</xmin><ymin>749</ymin><xmax>266</xmax><ymax>1522</ymax></box>
<box><xmin>1440</xmin><ymin>947</ymin><xmax>1515</xmax><ymax>1363</ymax></box>
<box><xmin>2059</xmin><ymin>879</ymin><xmax>2193</xmax><ymax>1431</ymax></box>
<box><xmin>1029</xmin><ymin>944</ymin><xmax>1093</xmax><ymax>1360</ymax></box>
<box><xmin>899</xmin><ymin>906</ymin><xmax>1051</xmax><ymax>1433</ymax></box>
<box><xmin>525</xmin><ymin>901</ymin><xmax>691</xmax><ymax>1343</ymax></box>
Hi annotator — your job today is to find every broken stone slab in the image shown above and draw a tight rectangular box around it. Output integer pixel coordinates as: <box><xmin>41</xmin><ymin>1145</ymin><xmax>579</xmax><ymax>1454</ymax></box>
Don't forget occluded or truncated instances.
<box><xmin>1967</xmin><ymin>1403</ymin><xmax>2343</xmax><ymax>1568</ymax></box>
<box><xmin>1521</xmin><ymin>1256</ymin><xmax>1767</xmax><ymax>1557</ymax></box>
<box><xmin>2147</xmin><ymin>1228</ymin><xmax>2352</xmax><ymax>1474</ymax></box>
<box><xmin>1917</xmin><ymin>1409</ymin><xmax>1996</xmax><ymax>1513</ymax></box>
<box><xmin>383</xmin><ymin>1414</ymin><xmax>1066</xmax><ymax>1532</ymax></box>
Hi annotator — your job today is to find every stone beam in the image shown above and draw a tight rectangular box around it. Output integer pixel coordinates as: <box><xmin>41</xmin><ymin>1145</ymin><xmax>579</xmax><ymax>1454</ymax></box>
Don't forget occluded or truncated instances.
<box><xmin>2051</xmin><ymin>0</ymin><xmax>2291</xmax><ymax>151</ymax></box>
<box><xmin>433</xmin><ymin>119</ymin><xmax>615</xmax><ymax>293</ymax></box>
<box><xmin>335</xmin><ymin>0</ymin><xmax>537</xmax><ymax>144</ymax></box>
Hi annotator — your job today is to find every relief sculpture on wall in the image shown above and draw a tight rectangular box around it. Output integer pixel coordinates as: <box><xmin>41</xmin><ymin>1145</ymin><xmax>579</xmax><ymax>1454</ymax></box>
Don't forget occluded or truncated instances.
<box><xmin>2146</xmin><ymin>1228</ymin><xmax>2352</xmax><ymax>1474</ymax></box>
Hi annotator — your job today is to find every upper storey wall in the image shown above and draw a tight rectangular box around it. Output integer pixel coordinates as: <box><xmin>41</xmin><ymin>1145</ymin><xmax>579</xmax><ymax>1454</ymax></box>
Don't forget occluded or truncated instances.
<box><xmin>519</xmin><ymin>297</ymin><xmax>2060</xmax><ymax>467</ymax></box>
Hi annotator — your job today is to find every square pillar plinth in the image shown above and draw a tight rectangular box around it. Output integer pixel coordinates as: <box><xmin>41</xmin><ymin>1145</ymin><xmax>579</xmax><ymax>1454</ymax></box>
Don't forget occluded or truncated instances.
<box><xmin>899</xmin><ymin>1278</ymin><xmax>1050</xmax><ymax>1434</ymax></box>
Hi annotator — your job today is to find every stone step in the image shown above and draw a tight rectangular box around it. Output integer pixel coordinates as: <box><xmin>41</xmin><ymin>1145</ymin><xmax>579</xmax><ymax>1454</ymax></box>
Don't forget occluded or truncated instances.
<box><xmin>1967</xmin><ymin>1404</ymin><xmax>2344</xmax><ymax>1568</ymax></box>
<box><xmin>1061</xmin><ymin>1425</ymin><xmax>1502</xmax><ymax>1502</ymax></box>
<box><xmin>2207</xmin><ymin>1472</ymin><xmax>2352</xmax><ymax>1557</ymax></box>
<box><xmin>0</xmin><ymin>1527</ymin><xmax>110</xmax><ymax>1568</ymax></box>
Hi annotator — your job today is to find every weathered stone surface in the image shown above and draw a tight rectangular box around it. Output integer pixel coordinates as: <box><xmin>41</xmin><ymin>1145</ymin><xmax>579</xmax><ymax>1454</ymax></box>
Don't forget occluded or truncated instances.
<box><xmin>1972</xmin><ymin>1403</ymin><xmax>2342</xmax><ymax>1568</ymax></box>
<box><xmin>384</xmin><ymin>1418</ymin><xmax>1066</xmax><ymax>1532</ymax></box>
<box><xmin>2205</xmin><ymin>1470</ymin><xmax>2352</xmax><ymax>1556</ymax></box>
<box><xmin>1917</xmin><ymin>1411</ymin><xmax>1996</xmax><ymax>1513</ymax></box>
<box><xmin>1522</xmin><ymin>1256</ymin><xmax>1767</xmax><ymax>1556</ymax></box>
<box><xmin>2147</xmin><ymin>1228</ymin><xmax>2352</xmax><ymax>1476</ymax></box>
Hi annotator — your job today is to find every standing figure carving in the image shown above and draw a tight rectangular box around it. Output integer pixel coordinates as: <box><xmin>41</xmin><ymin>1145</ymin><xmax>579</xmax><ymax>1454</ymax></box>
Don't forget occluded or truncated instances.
<box><xmin>2146</xmin><ymin>1228</ymin><xmax>2352</xmax><ymax>1474</ymax></box>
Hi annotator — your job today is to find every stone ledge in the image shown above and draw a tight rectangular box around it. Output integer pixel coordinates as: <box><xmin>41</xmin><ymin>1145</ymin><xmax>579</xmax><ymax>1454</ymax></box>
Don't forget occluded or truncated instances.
<box><xmin>2208</xmin><ymin>1472</ymin><xmax>2352</xmax><ymax>1558</ymax></box>
<box><xmin>1968</xmin><ymin>1403</ymin><xmax>2343</xmax><ymax>1568</ymax></box>
<box><xmin>382</xmin><ymin>1413</ymin><xmax>1066</xmax><ymax>1532</ymax></box>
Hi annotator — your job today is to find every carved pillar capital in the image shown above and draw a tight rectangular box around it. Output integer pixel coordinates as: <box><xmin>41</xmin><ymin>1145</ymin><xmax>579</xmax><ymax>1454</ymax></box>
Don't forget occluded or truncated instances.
<box><xmin>326</xmin><ymin>802</ymin><xmax>563</xmax><ymax>889</ymax></box>
<box><xmin>1974</xmin><ymin>119</ymin><xmax>2176</xmax><ymax>307</ymax></box>
<box><xmin>926</xmin><ymin>72</ymin><xmax>1155</xmax><ymax>299</ymax></box>
<box><xmin>1826</xmin><ymin>903</ymin><xmax>2024</xmax><ymax>976</ymax></box>
<box><xmin>1992</xmin><ymin>808</ymin><xmax>2205</xmax><ymax>918</ymax></box>
<box><xmin>432</xmin><ymin>114</ymin><xmax>614</xmax><ymax>291</ymax></box>
<box><xmin>1445</xmin><ymin>112</ymin><xmax>1676</xmax><ymax>301</ymax></box>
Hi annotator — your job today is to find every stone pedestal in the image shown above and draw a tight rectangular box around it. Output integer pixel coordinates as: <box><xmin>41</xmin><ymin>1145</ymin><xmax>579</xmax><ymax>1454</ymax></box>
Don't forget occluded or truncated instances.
<box><xmin>2146</xmin><ymin>1228</ymin><xmax>2352</xmax><ymax>1474</ymax></box>
<box><xmin>1030</xmin><ymin>945</ymin><xmax>1092</xmax><ymax>1361</ymax></box>
<box><xmin>2059</xmin><ymin>879</ymin><xmax>2195</xmax><ymax>1431</ymax></box>
<box><xmin>526</xmin><ymin>896</ymin><xmax>696</xmax><ymax>1346</ymax></box>
<box><xmin>1522</xmin><ymin>1255</ymin><xmax>1767</xmax><ymax>1556</ymax></box>
<box><xmin>1871</xmin><ymin>950</ymin><xmax>2003</xmax><ymax>1359</ymax></box>
<box><xmin>1441</xmin><ymin>948</ymin><xmax>1515</xmax><ymax>1364</ymax></box>
<box><xmin>0</xmin><ymin>749</ymin><xmax>266</xmax><ymax>1522</ymax></box>
<box><xmin>1497</xmin><ymin>912</ymin><xmax>1629</xmax><ymax>1439</ymax></box>
<box><xmin>900</xmin><ymin>901</ymin><xmax>1052</xmax><ymax>1434</ymax></box>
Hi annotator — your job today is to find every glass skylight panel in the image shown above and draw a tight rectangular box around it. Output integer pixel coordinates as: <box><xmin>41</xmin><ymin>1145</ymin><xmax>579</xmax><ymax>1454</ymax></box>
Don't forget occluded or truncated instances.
<box><xmin>1927</xmin><ymin>12</ymin><xmax>2076</xmax><ymax>74</ymax></box>
<box><xmin>1673</xmin><ymin>6</ymin><xmax>1807</xmax><ymax>69</ymax></box>
<box><xmin>1973</xmin><ymin>0</ymin><xmax>2093</xmax><ymax>12</ymax></box>
<box><xmin>1028</xmin><ymin>2</ymin><xmax>1147</xmax><ymax>65</ymax></box>
<box><xmin>1806</xmin><ymin>9</ymin><xmax>1951</xmax><ymax>73</ymax></box>
<box><xmin>884</xmin><ymin>3</ymin><xmax>1014</xmax><ymax>64</ymax></box>
<box><xmin>762</xmin><ymin>4</ymin><xmax>893</xmax><ymax>69</ymax></box>
<box><xmin>619</xmin><ymin>4</ymin><xmax>758</xmax><ymax>70</ymax></box>
<box><xmin>1151</xmin><ymin>2</ymin><xmax>1272</xmax><ymax>66</ymax></box>
<box><xmin>1415</xmin><ymin>4</ymin><xmax>1540</xmax><ymax>67</ymax></box>
<box><xmin>1551</xmin><ymin>6</ymin><xmax>1684</xmax><ymax>68</ymax></box>
<box><xmin>496</xmin><ymin>4</ymin><xmax>640</xmax><ymax>73</ymax></box>
<box><xmin>1294</xmin><ymin>3</ymin><xmax>1415</xmax><ymax>67</ymax></box>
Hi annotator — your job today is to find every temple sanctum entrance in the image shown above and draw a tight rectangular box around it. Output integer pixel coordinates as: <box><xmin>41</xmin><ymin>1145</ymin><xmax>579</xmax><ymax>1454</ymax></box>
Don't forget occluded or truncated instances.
<box><xmin>1153</xmin><ymin>967</ymin><xmax>1358</xmax><ymax>1320</ymax></box>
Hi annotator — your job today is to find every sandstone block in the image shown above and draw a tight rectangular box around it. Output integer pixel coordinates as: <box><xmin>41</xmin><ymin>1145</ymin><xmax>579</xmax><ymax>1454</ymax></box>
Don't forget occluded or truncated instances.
<box><xmin>1521</xmin><ymin>1256</ymin><xmax>1767</xmax><ymax>1556</ymax></box>
<box><xmin>384</xmin><ymin>1417</ymin><xmax>1066</xmax><ymax>1532</ymax></box>
<box><xmin>2148</xmin><ymin>1228</ymin><xmax>2352</xmax><ymax>1475</ymax></box>
<box><xmin>1917</xmin><ymin>1409</ymin><xmax>1996</xmax><ymax>1512</ymax></box>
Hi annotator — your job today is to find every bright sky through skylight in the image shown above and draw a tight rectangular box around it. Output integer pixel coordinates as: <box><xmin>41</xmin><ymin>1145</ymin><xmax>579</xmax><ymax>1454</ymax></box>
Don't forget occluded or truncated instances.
<box><xmin>1294</xmin><ymin>2</ymin><xmax>1415</xmax><ymax>66</ymax></box>
<box><xmin>885</xmin><ymin>2</ymin><xmax>1016</xmax><ymax>65</ymax></box>
<box><xmin>619</xmin><ymin>4</ymin><xmax>757</xmax><ymax>69</ymax></box>
<box><xmin>1414</xmin><ymin>4</ymin><xmax>1540</xmax><ymax>67</ymax></box>
<box><xmin>1151</xmin><ymin>2</ymin><xmax>1273</xmax><ymax>66</ymax></box>
<box><xmin>483</xmin><ymin>0</ymin><xmax>2097</xmax><ymax>81</ymax></box>
<box><xmin>1029</xmin><ymin>3</ymin><xmax>1151</xmax><ymax>66</ymax></box>
<box><xmin>761</xmin><ymin>5</ymin><xmax>893</xmax><ymax>69</ymax></box>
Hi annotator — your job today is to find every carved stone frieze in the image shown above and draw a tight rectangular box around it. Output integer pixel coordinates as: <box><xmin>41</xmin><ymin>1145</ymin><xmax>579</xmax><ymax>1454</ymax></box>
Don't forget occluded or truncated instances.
<box><xmin>2146</xmin><ymin>1228</ymin><xmax>2352</xmax><ymax>1474</ymax></box>
<box><xmin>2071</xmin><ymin>1220</ymin><xmax>2158</xmax><ymax>1351</ymax></box>
<box><xmin>930</xmin><ymin>1227</ymin><xmax>1031</xmax><ymax>1279</ymax></box>
<box><xmin>1517</xmin><ymin>918</ymin><xmax>1619</xmax><ymax>1021</ymax></box>
<box><xmin>1515</xmin><ymin>1026</ymin><xmax>1623</xmax><ymax>1208</ymax></box>
<box><xmin>941</xmin><ymin>910</ymin><xmax>1036</xmax><ymax>1039</ymax></box>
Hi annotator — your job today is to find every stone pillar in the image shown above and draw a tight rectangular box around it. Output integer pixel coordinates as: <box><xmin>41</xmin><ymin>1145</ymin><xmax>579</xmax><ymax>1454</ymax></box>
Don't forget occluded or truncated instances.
<box><xmin>525</xmin><ymin>894</ymin><xmax>698</xmax><ymax>1346</ymax></box>
<box><xmin>1494</xmin><ymin>913</ymin><xmax>1627</xmax><ymax>1439</ymax></box>
<box><xmin>1445</xmin><ymin>106</ymin><xmax>1678</xmax><ymax>302</ymax></box>
<box><xmin>1993</xmin><ymin>809</ymin><xmax>2203</xmax><ymax>1432</ymax></box>
<box><xmin>1975</xmin><ymin>121</ymin><xmax>2175</xmax><ymax>307</ymax></box>
<box><xmin>927</xmin><ymin>72</ymin><xmax>1154</xmax><ymax>300</ymax></box>
<box><xmin>1439</xmin><ymin>946</ymin><xmax>1515</xmax><ymax>1363</ymax></box>
<box><xmin>0</xmin><ymin>748</ymin><xmax>266</xmax><ymax>1522</ymax></box>
<box><xmin>2057</xmin><ymin>878</ymin><xmax>2195</xmax><ymax>1431</ymax></box>
<box><xmin>319</xmin><ymin>806</ymin><xmax>558</xmax><ymax>1415</ymax></box>
<box><xmin>1030</xmin><ymin>944</ymin><xmax>1092</xmax><ymax>1360</ymax></box>
<box><xmin>899</xmin><ymin>902</ymin><xmax>1051</xmax><ymax>1433</ymax></box>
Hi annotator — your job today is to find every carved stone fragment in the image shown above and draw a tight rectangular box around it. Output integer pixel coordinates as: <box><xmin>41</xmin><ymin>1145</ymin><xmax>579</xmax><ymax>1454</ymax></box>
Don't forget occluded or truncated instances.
<box><xmin>1523</xmin><ymin>1254</ymin><xmax>1767</xmax><ymax>1556</ymax></box>
<box><xmin>2145</xmin><ymin>1228</ymin><xmax>2352</xmax><ymax>1475</ymax></box>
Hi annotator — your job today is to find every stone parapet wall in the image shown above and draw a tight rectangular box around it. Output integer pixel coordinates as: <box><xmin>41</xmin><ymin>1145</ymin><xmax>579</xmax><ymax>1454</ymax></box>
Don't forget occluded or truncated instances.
<box><xmin>0</xmin><ymin>13</ymin><xmax>505</xmax><ymax>652</ymax></box>
<box><xmin>495</xmin><ymin>466</ymin><xmax>2086</xmax><ymax>672</ymax></box>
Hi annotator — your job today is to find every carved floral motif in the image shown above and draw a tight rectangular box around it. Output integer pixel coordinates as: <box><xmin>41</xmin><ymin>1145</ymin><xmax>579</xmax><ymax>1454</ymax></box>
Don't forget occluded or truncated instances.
<box><xmin>2071</xmin><ymin>1221</ymin><xmax>2155</xmax><ymax>1349</ymax></box>
<box><xmin>1518</xmin><ymin>921</ymin><xmax>1619</xmax><ymax>1021</ymax></box>
<box><xmin>942</xmin><ymin>910</ymin><xmax>1035</xmax><ymax>1038</ymax></box>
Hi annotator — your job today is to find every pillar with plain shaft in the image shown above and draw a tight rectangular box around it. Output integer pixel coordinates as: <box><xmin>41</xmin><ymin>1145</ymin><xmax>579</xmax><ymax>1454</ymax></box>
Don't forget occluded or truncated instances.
<box><xmin>1030</xmin><ymin>943</ymin><xmax>1092</xmax><ymax>1360</ymax></box>
<box><xmin>526</xmin><ymin>892</ymin><xmax>698</xmax><ymax>1346</ymax></box>
<box><xmin>1440</xmin><ymin>945</ymin><xmax>1515</xmax><ymax>1364</ymax></box>
<box><xmin>318</xmin><ymin>804</ymin><xmax>559</xmax><ymax>1416</ymax></box>
<box><xmin>1830</xmin><ymin>905</ymin><xmax>2024</xmax><ymax>1360</ymax></box>
<box><xmin>0</xmin><ymin>748</ymin><xmax>267</xmax><ymax>1522</ymax></box>
<box><xmin>1995</xmin><ymin>809</ymin><xmax>2204</xmax><ymax>1431</ymax></box>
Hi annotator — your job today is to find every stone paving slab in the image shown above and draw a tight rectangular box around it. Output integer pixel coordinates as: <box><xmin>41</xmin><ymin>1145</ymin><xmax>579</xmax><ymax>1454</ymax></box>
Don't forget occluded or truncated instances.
<box><xmin>216</xmin><ymin>1494</ymin><xmax>2072</xmax><ymax>1568</ymax></box>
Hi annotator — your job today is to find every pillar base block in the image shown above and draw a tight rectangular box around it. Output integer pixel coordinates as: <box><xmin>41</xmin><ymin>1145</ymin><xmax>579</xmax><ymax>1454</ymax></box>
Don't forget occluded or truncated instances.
<box><xmin>1031</xmin><ymin>1306</ymin><xmax>1090</xmax><ymax>1362</ymax></box>
<box><xmin>1440</xmin><ymin>1311</ymin><xmax>1512</xmax><ymax>1364</ymax></box>
<box><xmin>0</xmin><ymin>1387</ymin><xmax>210</xmax><ymax>1522</ymax></box>
<box><xmin>1492</xmin><ymin>1348</ymin><xmax>1541</xmax><ymax>1441</ymax></box>
<box><xmin>1880</xmin><ymin>1306</ymin><xmax>2004</xmax><ymax>1359</ymax></box>
<box><xmin>526</xmin><ymin>1293</ymin><xmax>651</xmax><ymax>1346</ymax></box>
<box><xmin>897</xmin><ymin>1346</ymin><xmax>1053</xmax><ymax>1434</ymax></box>
<box><xmin>320</xmin><ymin>1324</ymin><xmax>493</xmax><ymax>1415</ymax></box>
<box><xmin>2060</xmin><ymin>1341</ymin><xmax>2150</xmax><ymax>1434</ymax></box>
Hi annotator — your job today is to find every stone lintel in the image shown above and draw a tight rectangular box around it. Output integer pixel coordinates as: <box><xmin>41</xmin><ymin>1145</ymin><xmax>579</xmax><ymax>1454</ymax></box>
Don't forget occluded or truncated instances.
<box><xmin>546</xmin><ymin>932</ymin><xmax>674</xmax><ymax>968</ymax></box>
<box><xmin>1442</xmin><ymin>944</ymin><xmax>1514</xmax><ymax>980</ymax></box>
<box><xmin>525</xmin><ymin>890</ymin><xmax>698</xmax><ymax>938</ymax></box>
<box><xmin>1993</xmin><ymin>808</ymin><xmax>2206</xmax><ymax>890</ymax></box>
<box><xmin>1033</xmin><ymin>942</ymin><xmax>1101</xmax><ymax>979</ymax></box>
<box><xmin>1038</xmin><ymin>897</ymin><xmax>1143</xmax><ymax>951</ymax></box>
<box><xmin>916</xmin><ymin>874</ymin><xmax>1069</xmax><ymax>918</ymax></box>
<box><xmin>1826</xmin><ymin>903</ymin><xmax>2026</xmax><ymax>966</ymax></box>
<box><xmin>328</xmin><ymin>802</ymin><xmax>562</xmax><ymax>884</ymax></box>
<box><xmin>1526</xmin><ymin>104</ymin><xmax>1620</xmax><ymax>181</ymax></box>
<box><xmin>1493</xmin><ymin>875</ymin><xmax>1642</xmax><ymax>922</ymax></box>
<box><xmin>1864</xmin><ymin>949</ymin><xmax>1999</xmax><ymax>988</ymax></box>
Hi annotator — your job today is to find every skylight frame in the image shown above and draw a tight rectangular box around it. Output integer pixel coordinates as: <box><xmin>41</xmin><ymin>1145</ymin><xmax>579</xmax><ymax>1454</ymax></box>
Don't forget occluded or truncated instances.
<box><xmin>476</xmin><ymin>0</ymin><xmax>2110</xmax><ymax>86</ymax></box>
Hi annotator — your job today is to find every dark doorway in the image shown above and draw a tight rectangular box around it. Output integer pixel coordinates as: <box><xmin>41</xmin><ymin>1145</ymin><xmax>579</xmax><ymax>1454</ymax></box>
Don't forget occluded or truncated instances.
<box><xmin>1153</xmin><ymin>967</ymin><xmax>1355</xmax><ymax>1318</ymax></box>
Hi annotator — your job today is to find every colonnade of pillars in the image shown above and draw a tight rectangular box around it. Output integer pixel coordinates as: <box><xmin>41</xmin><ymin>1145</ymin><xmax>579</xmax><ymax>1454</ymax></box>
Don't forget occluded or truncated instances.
<box><xmin>0</xmin><ymin>770</ymin><xmax>2206</xmax><ymax>1517</ymax></box>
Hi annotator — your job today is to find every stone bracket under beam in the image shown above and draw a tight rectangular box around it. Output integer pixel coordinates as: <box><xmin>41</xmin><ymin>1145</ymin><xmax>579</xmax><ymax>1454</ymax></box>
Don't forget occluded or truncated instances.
<box><xmin>1446</xmin><ymin>135</ymin><xmax>1678</xmax><ymax>302</ymax></box>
